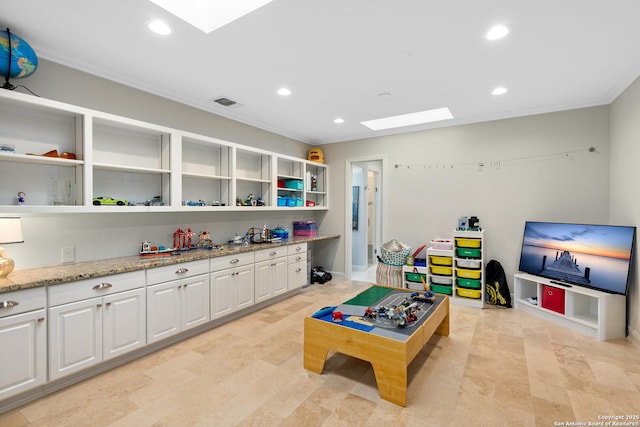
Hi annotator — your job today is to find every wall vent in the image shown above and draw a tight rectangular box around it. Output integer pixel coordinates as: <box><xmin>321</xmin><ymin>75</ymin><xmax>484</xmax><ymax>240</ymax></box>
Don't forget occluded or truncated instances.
<box><xmin>212</xmin><ymin>97</ymin><xmax>238</xmax><ymax>107</ymax></box>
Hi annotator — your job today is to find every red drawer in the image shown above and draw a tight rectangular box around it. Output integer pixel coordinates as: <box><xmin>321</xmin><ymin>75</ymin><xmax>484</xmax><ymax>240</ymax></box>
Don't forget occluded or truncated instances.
<box><xmin>541</xmin><ymin>285</ymin><xmax>565</xmax><ymax>315</ymax></box>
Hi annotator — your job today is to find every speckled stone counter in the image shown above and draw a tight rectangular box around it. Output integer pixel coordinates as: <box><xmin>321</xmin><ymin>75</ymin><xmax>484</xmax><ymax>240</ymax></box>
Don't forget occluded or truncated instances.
<box><xmin>0</xmin><ymin>234</ymin><xmax>339</xmax><ymax>294</ymax></box>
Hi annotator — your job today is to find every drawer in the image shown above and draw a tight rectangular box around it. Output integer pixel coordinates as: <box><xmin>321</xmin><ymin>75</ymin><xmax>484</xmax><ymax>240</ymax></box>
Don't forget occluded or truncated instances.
<box><xmin>288</xmin><ymin>253</ymin><xmax>307</xmax><ymax>265</ymax></box>
<box><xmin>146</xmin><ymin>259</ymin><xmax>209</xmax><ymax>285</ymax></box>
<box><xmin>456</xmin><ymin>268</ymin><xmax>482</xmax><ymax>280</ymax></box>
<box><xmin>210</xmin><ymin>252</ymin><xmax>254</xmax><ymax>271</ymax></box>
<box><xmin>255</xmin><ymin>247</ymin><xmax>287</xmax><ymax>262</ymax></box>
<box><xmin>455</xmin><ymin>237</ymin><xmax>481</xmax><ymax>248</ymax></box>
<box><xmin>429</xmin><ymin>255</ymin><xmax>452</xmax><ymax>266</ymax></box>
<box><xmin>0</xmin><ymin>287</ymin><xmax>46</xmax><ymax>318</ymax></box>
<box><xmin>287</xmin><ymin>242</ymin><xmax>307</xmax><ymax>255</ymax></box>
<box><xmin>49</xmin><ymin>270</ymin><xmax>145</xmax><ymax>306</ymax></box>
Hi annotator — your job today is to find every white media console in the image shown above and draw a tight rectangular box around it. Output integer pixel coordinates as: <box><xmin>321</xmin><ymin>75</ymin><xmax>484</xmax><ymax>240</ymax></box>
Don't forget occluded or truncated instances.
<box><xmin>513</xmin><ymin>272</ymin><xmax>626</xmax><ymax>341</ymax></box>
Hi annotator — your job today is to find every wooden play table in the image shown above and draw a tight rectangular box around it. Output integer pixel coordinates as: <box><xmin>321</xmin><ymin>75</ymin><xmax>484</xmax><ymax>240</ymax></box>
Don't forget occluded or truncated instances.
<box><xmin>303</xmin><ymin>285</ymin><xmax>449</xmax><ymax>406</ymax></box>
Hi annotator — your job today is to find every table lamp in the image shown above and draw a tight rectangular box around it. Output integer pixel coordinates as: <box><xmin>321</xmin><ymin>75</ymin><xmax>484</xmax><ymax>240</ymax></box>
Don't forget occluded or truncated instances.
<box><xmin>0</xmin><ymin>217</ymin><xmax>24</xmax><ymax>277</ymax></box>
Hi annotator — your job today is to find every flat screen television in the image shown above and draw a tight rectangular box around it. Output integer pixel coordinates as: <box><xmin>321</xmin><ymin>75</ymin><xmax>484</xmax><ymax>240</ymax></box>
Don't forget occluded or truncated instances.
<box><xmin>518</xmin><ymin>221</ymin><xmax>636</xmax><ymax>295</ymax></box>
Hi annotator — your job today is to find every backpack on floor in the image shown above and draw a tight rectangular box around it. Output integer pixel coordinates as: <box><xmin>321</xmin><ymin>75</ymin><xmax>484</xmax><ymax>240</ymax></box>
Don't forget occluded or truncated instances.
<box><xmin>485</xmin><ymin>259</ymin><xmax>512</xmax><ymax>308</ymax></box>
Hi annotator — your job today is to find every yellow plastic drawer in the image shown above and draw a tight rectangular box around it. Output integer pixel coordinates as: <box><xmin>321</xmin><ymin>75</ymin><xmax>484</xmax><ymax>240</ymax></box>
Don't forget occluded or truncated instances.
<box><xmin>430</xmin><ymin>265</ymin><xmax>452</xmax><ymax>276</ymax></box>
<box><xmin>455</xmin><ymin>237</ymin><xmax>481</xmax><ymax>248</ymax></box>
<box><xmin>429</xmin><ymin>255</ymin><xmax>452</xmax><ymax>266</ymax></box>
<box><xmin>456</xmin><ymin>268</ymin><xmax>481</xmax><ymax>279</ymax></box>
<box><xmin>456</xmin><ymin>287</ymin><xmax>482</xmax><ymax>299</ymax></box>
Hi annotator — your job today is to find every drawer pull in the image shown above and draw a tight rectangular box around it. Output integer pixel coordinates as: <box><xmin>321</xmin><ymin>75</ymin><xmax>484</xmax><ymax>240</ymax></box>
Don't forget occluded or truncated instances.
<box><xmin>295</xmin><ymin>246</ymin><xmax>302</xmax><ymax>252</ymax></box>
<box><xmin>295</xmin><ymin>268</ymin><xmax>302</xmax><ymax>272</ymax></box>
<box><xmin>295</xmin><ymin>256</ymin><xmax>302</xmax><ymax>261</ymax></box>
<box><xmin>269</xmin><ymin>251</ymin><xmax>277</xmax><ymax>256</ymax></box>
<box><xmin>230</xmin><ymin>258</ymin><xmax>240</xmax><ymax>264</ymax></box>
<box><xmin>97</xmin><ymin>303</ymin><xmax>102</xmax><ymax>308</ymax></box>
<box><xmin>37</xmin><ymin>317</ymin><xmax>45</xmax><ymax>323</ymax></box>
<box><xmin>106</xmin><ymin>302</ymin><xmax>111</xmax><ymax>307</ymax></box>
<box><xmin>92</xmin><ymin>283</ymin><xmax>113</xmax><ymax>290</ymax></box>
<box><xmin>0</xmin><ymin>300</ymin><xmax>19</xmax><ymax>309</ymax></box>
<box><xmin>176</xmin><ymin>268</ymin><xmax>189</xmax><ymax>274</ymax></box>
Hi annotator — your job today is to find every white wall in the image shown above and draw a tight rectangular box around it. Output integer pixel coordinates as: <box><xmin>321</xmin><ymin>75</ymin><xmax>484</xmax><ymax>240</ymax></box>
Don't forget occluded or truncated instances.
<box><xmin>318</xmin><ymin>106</ymin><xmax>611</xmax><ymax>289</ymax></box>
<box><xmin>609</xmin><ymin>75</ymin><xmax>640</xmax><ymax>343</ymax></box>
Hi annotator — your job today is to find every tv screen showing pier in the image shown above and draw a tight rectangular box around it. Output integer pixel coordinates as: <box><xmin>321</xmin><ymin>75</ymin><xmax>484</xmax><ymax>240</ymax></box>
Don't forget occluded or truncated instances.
<box><xmin>518</xmin><ymin>221</ymin><xmax>636</xmax><ymax>295</ymax></box>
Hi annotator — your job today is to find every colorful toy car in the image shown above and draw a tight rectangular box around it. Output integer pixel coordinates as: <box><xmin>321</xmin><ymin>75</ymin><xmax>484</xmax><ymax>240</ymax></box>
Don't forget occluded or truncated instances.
<box><xmin>93</xmin><ymin>196</ymin><xmax>128</xmax><ymax>206</ymax></box>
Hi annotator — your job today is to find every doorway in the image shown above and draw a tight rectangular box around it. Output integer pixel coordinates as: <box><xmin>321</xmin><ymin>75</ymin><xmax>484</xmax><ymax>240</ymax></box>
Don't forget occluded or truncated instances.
<box><xmin>347</xmin><ymin>157</ymin><xmax>385</xmax><ymax>281</ymax></box>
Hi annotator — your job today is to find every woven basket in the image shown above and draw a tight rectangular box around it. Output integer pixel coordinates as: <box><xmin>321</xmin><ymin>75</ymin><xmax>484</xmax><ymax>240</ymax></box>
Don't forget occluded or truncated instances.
<box><xmin>379</xmin><ymin>239</ymin><xmax>411</xmax><ymax>266</ymax></box>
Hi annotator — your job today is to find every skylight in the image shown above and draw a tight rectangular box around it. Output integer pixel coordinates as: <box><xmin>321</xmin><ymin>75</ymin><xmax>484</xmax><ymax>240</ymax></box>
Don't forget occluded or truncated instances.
<box><xmin>149</xmin><ymin>0</ymin><xmax>274</xmax><ymax>34</ymax></box>
<box><xmin>361</xmin><ymin>108</ymin><xmax>453</xmax><ymax>131</ymax></box>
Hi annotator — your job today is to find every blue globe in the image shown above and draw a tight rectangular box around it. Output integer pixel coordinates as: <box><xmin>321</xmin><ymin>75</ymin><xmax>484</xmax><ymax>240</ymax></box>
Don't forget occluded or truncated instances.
<box><xmin>0</xmin><ymin>30</ymin><xmax>38</xmax><ymax>79</ymax></box>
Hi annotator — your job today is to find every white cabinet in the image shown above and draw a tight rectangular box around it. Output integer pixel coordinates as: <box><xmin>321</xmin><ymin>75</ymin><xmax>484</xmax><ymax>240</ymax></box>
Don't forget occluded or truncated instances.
<box><xmin>234</xmin><ymin>147</ymin><xmax>272</xmax><ymax>207</ymax></box>
<box><xmin>48</xmin><ymin>271</ymin><xmax>146</xmax><ymax>380</ymax></box>
<box><xmin>0</xmin><ymin>89</ymin><xmax>329</xmax><ymax>212</ymax></box>
<box><xmin>287</xmin><ymin>243</ymin><xmax>308</xmax><ymax>290</ymax></box>
<box><xmin>514</xmin><ymin>273</ymin><xmax>626</xmax><ymax>340</ymax></box>
<box><xmin>0</xmin><ymin>288</ymin><xmax>47</xmax><ymax>400</ymax></box>
<box><xmin>255</xmin><ymin>247</ymin><xmax>288</xmax><ymax>303</ymax></box>
<box><xmin>180</xmin><ymin>135</ymin><xmax>232</xmax><ymax>207</ymax></box>
<box><xmin>210</xmin><ymin>252</ymin><xmax>255</xmax><ymax>319</ymax></box>
<box><xmin>305</xmin><ymin>162</ymin><xmax>328</xmax><ymax>208</ymax></box>
<box><xmin>146</xmin><ymin>260</ymin><xmax>210</xmax><ymax>343</ymax></box>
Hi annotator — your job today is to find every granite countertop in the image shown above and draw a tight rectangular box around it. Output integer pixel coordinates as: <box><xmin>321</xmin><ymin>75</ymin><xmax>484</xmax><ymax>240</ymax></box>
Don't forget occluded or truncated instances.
<box><xmin>0</xmin><ymin>234</ymin><xmax>339</xmax><ymax>294</ymax></box>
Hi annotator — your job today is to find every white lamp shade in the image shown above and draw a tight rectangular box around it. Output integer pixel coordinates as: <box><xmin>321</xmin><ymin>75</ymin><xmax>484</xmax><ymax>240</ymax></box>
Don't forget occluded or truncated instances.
<box><xmin>0</xmin><ymin>217</ymin><xmax>24</xmax><ymax>244</ymax></box>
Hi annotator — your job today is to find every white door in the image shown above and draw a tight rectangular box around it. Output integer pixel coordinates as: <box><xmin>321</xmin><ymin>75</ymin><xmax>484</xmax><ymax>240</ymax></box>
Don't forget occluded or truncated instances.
<box><xmin>103</xmin><ymin>288</ymin><xmax>146</xmax><ymax>360</ymax></box>
<box><xmin>254</xmin><ymin>260</ymin><xmax>273</xmax><ymax>303</ymax></box>
<box><xmin>272</xmin><ymin>258</ymin><xmax>288</xmax><ymax>296</ymax></box>
<box><xmin>146</xmin><ymin>281</ymin><xmax>181</xmax><ymax>343</ymax></box>
<box><xmin>49</xmin><ymin>298</ymin><xmax>102</xmax><ymax>380</ymax></box>
<box><xmin>210</xmin><ymin>268</ymin><xmax>234</xmax><ymax>319</ymax></box>
<box><xmin>288</xmin><ymin>261</ymin><xmax>306</xmax><ymax>290</ymax></box>
<box><xmin>0</xmin><ymin>309</ymin><xmax>46</xmax><ymax>400</ymax></box>
<box><xmin>235</xmin><ymin>264</ymin><xmax>255</xmax><ymax>310</ymax></box>
<box><xmin>181</xmin><ymin>274</ymin><xmax>210</xmax><ymax>330</ymax></box>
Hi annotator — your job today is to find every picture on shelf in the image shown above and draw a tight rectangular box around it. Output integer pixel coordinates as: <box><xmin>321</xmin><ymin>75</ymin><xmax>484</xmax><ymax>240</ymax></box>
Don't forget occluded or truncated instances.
<box><xmin>352</xmin><ymin>186</ymin><xmax>359</xmax><ymax>230</ymax></box>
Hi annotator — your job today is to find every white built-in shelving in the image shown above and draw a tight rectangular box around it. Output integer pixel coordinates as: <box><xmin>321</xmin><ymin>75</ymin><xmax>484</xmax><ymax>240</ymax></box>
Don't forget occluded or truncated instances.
<box><xmin>0</xmin><ymin>89</ymin><xmax>328</xmax><ymax>213</ymax></box>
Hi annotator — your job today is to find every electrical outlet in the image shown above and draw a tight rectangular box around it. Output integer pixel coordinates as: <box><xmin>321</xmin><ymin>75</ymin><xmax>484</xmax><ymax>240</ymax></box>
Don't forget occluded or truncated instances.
<box><xmin>62</xmin><ymin>247</ymin><xmax>75</xmax><ymax>263</ymax></box>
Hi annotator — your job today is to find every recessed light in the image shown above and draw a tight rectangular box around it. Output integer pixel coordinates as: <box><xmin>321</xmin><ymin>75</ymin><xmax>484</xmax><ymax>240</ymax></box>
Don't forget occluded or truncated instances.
<box><xmin>492</xmin><ymin>86</ymin><xmax>508</xmax><ymax>96</ymax></box>
<box><xmin>277</xmin><ymin>87</ymin><xmax>291</xmax><ymax>96</ymax></box>
<box><xmin>334</xmin><ymin>118</ymin><xmax>344</xmax><ymax>124</ymax></box>
<box><xmin>486</xmin><ymin>24</ymin><xmax>511</xmax><ymax>41</ymax></box>
<box><xmin>148</xmin><ymin>19</ymin><xmax>172</xmax><ymax>35</ymax></box>
<box><xmin>361</xmin><ymin>107</ymin><xmax>453</xmax><ymax>131</ymax></box>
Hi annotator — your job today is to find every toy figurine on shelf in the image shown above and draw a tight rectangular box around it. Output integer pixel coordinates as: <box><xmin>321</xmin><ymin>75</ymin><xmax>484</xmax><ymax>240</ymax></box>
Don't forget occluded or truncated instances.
<box><xmin>17</xmin><ymin>191</ymin><xmax>25</xmax><ymax>205</ymax></box>
<box><xmin>311</xmin><ymin>175</ymin><xmax>318</xmax><ymax>192</ymax></box>
<box><xmin>196</xmin><ymin>231</ymin><xmax>215</xmax><ymax>249</ymax></box>
<box><xmin>173</xmin><ymin>227</ymin><xmax>195</xmax><ymax>251</ymax></box>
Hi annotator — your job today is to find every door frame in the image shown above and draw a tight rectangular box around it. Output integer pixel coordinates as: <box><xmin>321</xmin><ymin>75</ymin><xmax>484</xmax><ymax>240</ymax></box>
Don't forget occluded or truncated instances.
<box><xmin>344</xmin><ymin>155</ymin><xmax>387</xmax><ymax>280</ymax></box>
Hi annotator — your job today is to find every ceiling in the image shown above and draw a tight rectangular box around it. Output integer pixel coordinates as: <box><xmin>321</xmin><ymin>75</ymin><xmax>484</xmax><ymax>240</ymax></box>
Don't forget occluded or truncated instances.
<box><xmin>3</xmin><ymin>0</ymin><xmax>640</xmax><ymax>145</ymax></box>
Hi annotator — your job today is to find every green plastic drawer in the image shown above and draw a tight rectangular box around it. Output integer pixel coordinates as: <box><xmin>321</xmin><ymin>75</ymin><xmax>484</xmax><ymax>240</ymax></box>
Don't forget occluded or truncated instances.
<box><xmin>456</xmin><ymin>247</ymin><xmax>481</xmax><ymax>258</ymax></box>
<box><xmin>456</xmin><ymin>277</ymin><xmax>481</xmax><ymax>289</ymax></box>
<box><xmin>405</xmin><ymin>272</ymin><xmax>426</xmax><ymax>283</ymax></box>
<box><xmin>430</xmin><ymin>284</ymin><xmax>453</xmax><ymax>295</ymax></box>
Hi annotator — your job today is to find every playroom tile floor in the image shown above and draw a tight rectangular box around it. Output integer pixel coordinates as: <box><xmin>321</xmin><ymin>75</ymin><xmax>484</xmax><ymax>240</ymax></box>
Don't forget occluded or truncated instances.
<box><xmin>2</xmin><ymin>279</ymin><xmax>640</xmax><ymax>426</ymax></box>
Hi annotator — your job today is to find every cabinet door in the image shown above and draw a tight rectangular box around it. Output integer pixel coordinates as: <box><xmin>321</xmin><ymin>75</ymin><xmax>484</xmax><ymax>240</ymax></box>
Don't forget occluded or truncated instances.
<box><xmin>147</xmin><ymin>281</ymin><xmax>181</xmax><ymax>344</ymax></box>
<box><xmin>103</xmin><ymin>288</ymin><xmax>146</xmax><ymax>360</ymax></box>
<box><xmin>235</xmin><ymin>264</ymin><xmax>255</xmax><ymax>310</ymax></box>
<box><xmin>288</xmin><ymin>261</ymin><xmax>307</xmax><ymax>291</ymax></box>
<box><xmin>254</xmin><ymin>260</ymin><xmax>273</xmax><ymax>303</ymax></box>
<box><xmin>210</xmin><ymin>268</ymin><xmax>233</xmax><ymax>320</ymax></box>
<box><xmin>49</xmin><ymin>298</ymin><xmax>102</xmax><ymax>381</ymax></box>
<box><xmin>272</xmin><ymin>258</ymin><xmax>288</xmax><ymax>296</ymax></box>
<box><xmin>181</xmin><ymin>274</ymin><xmax>210</xmax><ymax>330</ymax></box>
<box><xmin>0</xmin><ymin>309</ymin><xmax>46</xmax><ymax>400</ymax></box>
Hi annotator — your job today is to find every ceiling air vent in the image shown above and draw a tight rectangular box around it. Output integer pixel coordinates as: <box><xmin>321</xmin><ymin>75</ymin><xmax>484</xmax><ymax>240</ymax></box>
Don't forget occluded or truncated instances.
<box><xmin>212</xmin><ymin>97</ymin><xmax>238</xmax><ymax>107</ymax></box>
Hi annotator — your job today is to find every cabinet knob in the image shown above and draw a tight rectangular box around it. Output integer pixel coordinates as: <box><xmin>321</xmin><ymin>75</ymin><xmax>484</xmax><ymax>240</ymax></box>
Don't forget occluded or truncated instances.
<box><xmin>295</xmin><ymin>268</ymin><xmax>302</xmax><ymax>272</ymax></box>
<box><xmin>0</xmin><ymin>300</ymin><xmax>19</xmax><ymax>309</ymax></box>
<box><xmin>92</xmin><ymin>283</ymin><xmax>113</xmax><ymax>290</ymax></box>
<box><xmin>37</xmin><ymin>317</ymin><xmax>45</xmax><ymax>323</ymax></box>
<box><xmin>96</xmin><ymin>303</ymin><xmax>102</xmax><ymax>308</ymax></box>
<box><xmin>295</xmin><ymin>256</ymin><xmax>302</xmax><ymax>261</ymax></box>
<box><xmin>176</xmin><ymin>268</ymin><xmax>189</xmax><ymax>274</ymax></box>
<box><xmin>295</xmin><ymin>246</ymin><xmax>302</xmax><ymax>252</ymax></box>
<box><xmin>269</xmin><ymin>251</ymin><xmax>277</xmax><ymax>256</ymax></box>
<box><xmin>106</xmin><ymin>302</ymin><xmax>111</xmax><ymax>307</ymax></box>
<box><xmin>230</xmin><ymin>258</ymin><xmax>239</xmax><ymax>264</ymax></box>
